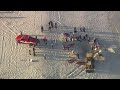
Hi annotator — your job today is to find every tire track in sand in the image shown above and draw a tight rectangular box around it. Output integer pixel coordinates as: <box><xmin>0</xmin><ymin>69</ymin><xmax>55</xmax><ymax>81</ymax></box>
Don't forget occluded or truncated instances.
<box><xmin>0</xmin><ymin>30</ymin><xmax>4</xmax><ymax>64</ymax></box>
<box><xmin>1</xmin><ymin>23</ymin><xmax>17</xmax><ymax>61</ymax></box>
<box><xmin>0</xmin><ymin>20</ymin><xmax>23</xmax><ymax>77</ymax></box>
<box><xmin>65</xmin><ymin>65</ymin><xmax>85</xmax><ymax>79</ymax></box>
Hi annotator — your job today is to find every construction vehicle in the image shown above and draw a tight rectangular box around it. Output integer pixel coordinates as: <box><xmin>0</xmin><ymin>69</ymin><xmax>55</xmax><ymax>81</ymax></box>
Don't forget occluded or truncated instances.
<box><xmin>85</xmin><ymin>53</ymin><xmax>95</xmax><ymax>73</ymax></box>
<box><xmin>68</xmin><ymin>52</ymin><xmax>95</xmax><ymax>73</ymax></box>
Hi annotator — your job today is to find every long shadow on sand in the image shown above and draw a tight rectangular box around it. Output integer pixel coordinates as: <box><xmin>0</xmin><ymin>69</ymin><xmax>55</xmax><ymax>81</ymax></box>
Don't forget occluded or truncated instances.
<box><xmin>32</xmin><ymin>25</ymin><xmax>120</xmax><ymax>76</ymax></box>
<box><xmin>87</xmin><ymin>27</ymin><xmax>120</xmax><ymax>76</ymax></box>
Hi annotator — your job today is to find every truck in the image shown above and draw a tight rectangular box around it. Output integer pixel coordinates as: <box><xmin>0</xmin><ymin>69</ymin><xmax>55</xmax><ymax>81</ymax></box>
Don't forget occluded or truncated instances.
<box><xmin>85</xmin><ymin>53</ymin><xmax>95</xmax><ymax>73</ymax></box>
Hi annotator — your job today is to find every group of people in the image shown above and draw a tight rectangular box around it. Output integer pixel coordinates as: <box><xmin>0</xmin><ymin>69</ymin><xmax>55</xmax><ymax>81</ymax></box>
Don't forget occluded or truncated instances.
<box><xmin>77</xmin><ymin>33</ymin><xmax>90</xmax><ymax>42</ymax></box>
<box><xmin>89</xmin><ymin>38</ymin><xmax>104</xmax><ymax>59</ymax></box>
<box><xmin>41</xmin><ymin>36</ymin><xmax>57</xmax><ymax>49</ymax></box>
<box><xmin>48</xmin><ymin>20</ymin><xmax>58</xmax><ymax>31</ymax></box>
<box><xmin>40</xmin><ymin>22</ymin><xmax>102</xmax><ymax>61</ymax></box>
<box><xmin>74</xmin><ymin>27</ymin><xmax>85</xmax><ymax>34</ymax></box>
<box><xmin>63</xmin><ymin>27</ymin><xmax>101</xmax><ymax>61</ymax></box>
<box><xmin>41</xmin><ymin>20</ymin><xmax>58</xmax><ymax>33</ymax></box>
<box><xmin>61</xmin><ymin>27</ymin><xmax>90</xmax><ymax>52</ymax></box>
<box><xmin>62</xmin><ymin>27</ymin><xmax>90</xmax><ymax>44</ymax></box>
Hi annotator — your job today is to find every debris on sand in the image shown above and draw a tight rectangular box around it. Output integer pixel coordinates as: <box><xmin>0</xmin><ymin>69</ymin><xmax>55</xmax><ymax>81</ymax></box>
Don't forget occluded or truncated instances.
<box><xmin>107</xmin><ymin>47</ymin><xmax>115</xmax><ymax>53</ymax></box>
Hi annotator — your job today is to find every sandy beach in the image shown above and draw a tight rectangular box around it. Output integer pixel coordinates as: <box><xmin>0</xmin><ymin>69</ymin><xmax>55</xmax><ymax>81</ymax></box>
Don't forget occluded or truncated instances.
<box><xmin>0</xmin><ymin>11</ymin><xmax>120</xmax><ymax>79</ymax></box>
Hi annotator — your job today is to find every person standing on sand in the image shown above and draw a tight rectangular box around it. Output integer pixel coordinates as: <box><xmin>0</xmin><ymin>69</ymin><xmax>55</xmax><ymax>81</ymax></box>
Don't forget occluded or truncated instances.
<box><xmin>78</xmin><ymin>35</ymin><xmax>81</xmax><ymax>41</ymax></box>
<box><xmin>87</xmin><ymin>37</ymin><xmax>90</xmax><ymax>42</ymax></box>
<box><xmin>48</xmin><ymin>21</ymin><xmax>51</xmax><ymax>27</ymax></box>
<box><xmin>41</xmin><ymin>25</ymin><xmax>44</xmax><ymax>32</ymax></box>
<box><xmin>48</xmin><ymin>25</ymin><xmax>52</xmax><ymax>31</ymax></box>
<box><xmin>67</xmin><ymin>46</ymin><xmax>70</xmax><ymax>50</ymax></box>
<box><xmin>20</xmin><ymin>31</ymin><xmax>22</xmax><ymax>36</ymax></box>
<box><xmin>63</xmin><ymin>44</ymin><xmax>65</xmax><ymax>50</ymax></box>
<box><xmin>43</xmin><ymin>54</ymin><xmax>46</xmax><ymax>60</ymax></box>
<box><xmin>48</xmin><ymin>21</ymin><xmax>54</xmax><ymax>28</ymax></box>
<box><xmin>74</xmin><ymin>27</ymin><xmax>77</xmax><ymax>33</ymax></box>
<box><xmin>51</xmin><ymin>43</ymin><xmax>54</xmax><ymax>48</ymax></box>
<box><xmin>80</xmin><ymin>27</ymin><xmax>82</xmax><ymax>32</ymax></box>
<box><xmin>77</xmin><ymin>53</ymin><xmax>79</xmax><ymax>59</ymax></box>
<box><xmin>85</xmin><ymin>34</ymin><xmax>88</xmax><ymax>37</ymax></box>
<box><xmin>55</xmin><ymin>22</ymin><xmax>57</xmax><ymax>29</ymax></box>
<box><xmin>51</xmin><ymin>21</ymin><xmax>54</xmax><ymax>28</ymax></box>
<box><xmin>70</xmin><ymin>36</ymin><xmax>73</xmax><ymax>41</ymax></box>
<box><xmin>54</xmin><ymin>39</ymin><xmax>57</xmax><ymax>43</ymax></box>
<box><xmin>48</xmin><ymin>21</ymin><xmax>52</xmax><ymax>31</ymax></box>
<box><xmin>54</xmin><ymin>39</ymin><xmax>57</xmax><ymax>46</ymax></box>
<box><xmin>83</xmin><ymin>36</ymin><xmax>86</xmax><ymax>40</ymax></box>
<box><xmin>43</xmin><ymin>36</ymin><xmax>47</xmax><ymax>44</ymax></box>
<box><xmin>94</xmin><ymin>38</ymin><xmax>97</xmax><ymax>43</ymax></box>
<box><xmin>33</xmin><ymin>47</ymin><xmax>35</xmax><ymax>56</ymax></box>
<box><xmin>29</xmin><ymin>50</ymin><xmax>31</xmax><ymax>55</ymax></box>
<box><xmin>83</xmin><ymin>27</ymin><xmax>85</xmax><ymax>32</ymax></box>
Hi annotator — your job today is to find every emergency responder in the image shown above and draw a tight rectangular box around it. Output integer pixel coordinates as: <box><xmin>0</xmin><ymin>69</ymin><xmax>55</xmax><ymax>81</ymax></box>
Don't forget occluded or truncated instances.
<box><xmin>55</xmin><ymin>22</ymin><xmax>57</xmax><ymax>29</ymax></box>
<box><xmin>48</xmin><ymin>21</ymin><xmax>54</xmax><ymax>28</ymax></box>
<box><xmin>20</xmin><ymin>31</ymin><xmax>22</xmax><ymax>36</ymax></box>
<box><xmin>85</xmin><ymin>34</ymin><xmax>88</xmax><ymax>37</ymax></box>
<box><xmin>29</xmin><ymin>50</ymin><xmax>31</xmax><ymax>55</ymax></box>
<box><xmin>33</xmin><ymin>47</ymin><xmax>35</xmax><ymax>56</ymax></box>
<box><xmin>43</xmin><ymin>37</ymin><xmax>47</xmax><ymax>44</ymax></box>
<box><xmin>74</xmin><ymin>27</ymin><xmax>77</xmax><ymax>33</ymax></box>
<box><xmin>41</xmin><ymin>25</ymin><xmax>44</xmax><ymax>32</ymax></box>
<box><xmin>80</xmin><ymin>27</ymin><xmax>82</xmax><ymax>32</ymax></box>
<box><xmin>78</xmin><ymin>35</ymin><xmax>81</xmax><ymax>41</ymax></box>
<box><xmin>87</xmin><ymin>37</ymin><xmax>90</xmax><ymax>42</ymax></box>
<box><xmin>83</xmin><ymin>27</ymin><xmax>85</xmax><ymax>32</ymax></box>
<box><xmin>51</xmin><ymin>43</ymin><xmax>54</xmax><ymax>48</ymax></box>
<box><xmin>48</xmin><ymin>25</ymin><xmax>52</xmax><ymax>31</ymax></box>
<box><xmin>83</xmin><ymin>36</ymin><xmax>86</xmax><ymax>40</ymax></box>
<box><xmin>43</xmin><ymin>54</ymin><xmax>46</xmax><ymax>60</ymax></box>
<box><xmin>77</xmin><ymin>53</ymin><xmax>80</xmax><ymax>59</ymax></box>
<box><xmin>94</xmin><ymin>38</ymin><xmax>97</xmax><ymax>43</ymax></box>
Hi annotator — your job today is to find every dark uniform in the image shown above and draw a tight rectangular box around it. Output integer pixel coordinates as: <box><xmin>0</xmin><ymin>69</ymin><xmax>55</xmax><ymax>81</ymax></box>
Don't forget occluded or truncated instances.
<box><xmin>51</xmin><ymin>44</ymin><xmax>53</xmax><ymax>48</ymax></box>
<box><xmin>49</xmin><ymin>21</ymin><xmax>54</xmax><ymax>28</ymax></box>
<box><xmin>55</xmin><ymin>23</ymin><xmax>57</xmax><ymax>29</ymax></box>
<box><xmin>80</xmin><ymin>27</ymin><xmax>82</xmax><ymax>32</ymax></box>
<box><xmin>85</xmin><ymin>34</ymin><xmax>88</xmax><ymax>37</ymax></box>
<box><xmin>77</xmin><ymin>53</ymin><xmax>79</xmax><ymax>59</ymax></box>
<box><xmin>83</xmin><ymin>27</ymin><xmax>85</xmax><ymax>32</ymax></box>
<box><xmin>74</xmin><ymin>27</ymin><xmax>77</xmax><ymax>33</ymax></box>
<box><xmin>33</xmin><ymin>47</ymin><xmax>35</xmax><ymax>56</ymax></box>
<box><xmin>41</xmin><ymin>26</ymin><xmax>44</xmax><ymax>32</ymax></box>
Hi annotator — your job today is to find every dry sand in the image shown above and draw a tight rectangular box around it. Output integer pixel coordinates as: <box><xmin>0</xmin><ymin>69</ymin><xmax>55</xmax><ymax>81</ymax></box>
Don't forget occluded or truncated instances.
<box><xmin>0</xmin><ymin>11</ymin><xmax>120</xmax><ymax>79</ymax></box>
